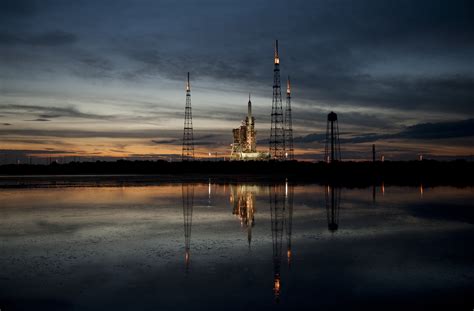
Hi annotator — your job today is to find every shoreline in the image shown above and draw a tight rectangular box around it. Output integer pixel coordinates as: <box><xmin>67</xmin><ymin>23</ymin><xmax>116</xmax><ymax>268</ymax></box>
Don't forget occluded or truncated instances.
<box><xmin>0</xmin><ymin>160</ymin><xmax>472</xmax><ymax>188</ymax></box>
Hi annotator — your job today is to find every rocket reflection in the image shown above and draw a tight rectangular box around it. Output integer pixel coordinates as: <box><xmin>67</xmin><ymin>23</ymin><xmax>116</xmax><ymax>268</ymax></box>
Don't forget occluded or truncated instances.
<box><xmin>230</xmin><ymin>185</ymin><xmax>257</xmax><ymax>247</ymax></box>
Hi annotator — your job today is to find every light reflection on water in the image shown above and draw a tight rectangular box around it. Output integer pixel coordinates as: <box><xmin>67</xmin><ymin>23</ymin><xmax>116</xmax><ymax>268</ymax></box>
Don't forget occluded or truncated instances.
<box><xmin>0</xmin><ymin>182</ymin><xmax>473</xmax><ymax>310</ymax></box>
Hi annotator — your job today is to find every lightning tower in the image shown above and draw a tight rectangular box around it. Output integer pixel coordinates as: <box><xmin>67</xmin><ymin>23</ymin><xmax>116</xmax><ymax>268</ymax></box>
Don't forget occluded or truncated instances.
<box><xmin>269</xmin><ymin>40</ymin><xmax>285</xmax><ymax>160</ymax></box>
<box><xmin>284</xmin><ymin>76</ymin><xmax>294</xmax><ymax>160</ymax></box>
<box><xmin>182</xmin><ymin>72</ymin><xmax>194</xmax><ymax>161</ymax></box>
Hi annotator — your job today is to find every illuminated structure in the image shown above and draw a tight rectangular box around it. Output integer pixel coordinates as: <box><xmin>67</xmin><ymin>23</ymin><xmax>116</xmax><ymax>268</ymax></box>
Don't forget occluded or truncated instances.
<box><xmin>270</xmin><ymin>184</ymin><xmax>285</xmax><ymax>302</ymax></box>
<box><xmin>284</xmin><ymin>76</ymin><xmax>294</xmax><ymax>160</ymax></box>
<box><xmin>231</xmin><ymin>95</ymin><xmax>269</xmax><ymax>160</ymax></box>
<box><xmin>182</xmin><ymin>184</ymin><xmax>194</xmax><ymax>272</ymax></box>
<box><xmin>230</xmin><ymin>184</ymin><xmax>257</xmax><ymax>247</ymax></box>
<box><xmin>324</xmin><ymin>111</ymin><xmax>341</xmax><ymax>163</ymax></box>
<box><xmin>269</xmin><ymin>40</ymin><xmax>285</xmax><ymax>160</ymax></box>
<box><xmin>182</xmin><ymin>72</ymin><xmax>194</xmax><ymax>161</ymax></box>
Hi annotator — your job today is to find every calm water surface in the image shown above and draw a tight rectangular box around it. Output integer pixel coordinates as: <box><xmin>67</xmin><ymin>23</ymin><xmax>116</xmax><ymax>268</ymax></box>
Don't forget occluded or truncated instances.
<box><xmin>0</xmin><ymin>182</ymin><xmax>473</xmax><ymax>310</ymax></box>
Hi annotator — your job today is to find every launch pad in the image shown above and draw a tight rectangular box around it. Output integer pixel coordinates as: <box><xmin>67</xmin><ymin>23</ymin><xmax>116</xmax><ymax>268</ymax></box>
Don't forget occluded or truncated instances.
<box><xmin>230</xmin><ymin>95</ymin><xmax>270</xmax><ymax>161</ymax></box>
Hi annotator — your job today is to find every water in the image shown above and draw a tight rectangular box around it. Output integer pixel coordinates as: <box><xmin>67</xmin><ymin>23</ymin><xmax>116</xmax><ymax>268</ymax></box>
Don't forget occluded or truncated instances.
<box><xmin>0</xmin><ymin>181</ymin><xmax>473</xmax><ymax>310</ymax></box>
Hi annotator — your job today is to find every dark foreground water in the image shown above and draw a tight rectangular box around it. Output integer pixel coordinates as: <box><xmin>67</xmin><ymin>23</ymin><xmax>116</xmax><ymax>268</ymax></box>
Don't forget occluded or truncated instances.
<box><xmin>0</xmin><ymin>181</ymin><xmax>473</xmax><ymax>310</ymax></box>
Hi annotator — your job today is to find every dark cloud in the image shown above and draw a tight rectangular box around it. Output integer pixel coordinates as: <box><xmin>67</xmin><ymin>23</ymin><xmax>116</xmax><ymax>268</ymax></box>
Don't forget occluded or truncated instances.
<box><xmin>396</xmin><ymin>118</ymin><xmax>474</xmax><ymax>139</ymax></box>
<box><xmin>25</xmin><ymin>118</ymin><xmax>50</xmax><ymax>122</ymax></box>
<box><xmin>0</xmin><ymin>128</ymin><xmax>184</xmax><ymax>139</ymax></box>
<box><xmin>2</xmin><ymin>123</ymin><xmax>11</xmax><ymax>126</ymax></box>
<box><xmin>0</xmin><ymin>31</ymin><xmax>77</xmax><ymax>46</ymax></box>
<box><xmin>0</xmin><ymin>149</ymin><xmax>77</xmax><ymax>156</ymax></box>
<box><xmin>292</xmin><ymin>119</ymin><xmax>474</xmax><ymax>144</ymax></box>
<box><xmin>0</xmin><ymin>0</ymin><xmax>38</xmax><ymax>19</ymax></box>
<box><xmin>72</xmin><ymin>56</ymin><xmax>115</xmax><ymax>79</ymax></box>
<box><xmin>0</xmin><ymin>104</ymin><xmax>115</xmax><ymax>120</ymax></box>
<box><xmin>151</xmin><ymin>139</ymin><xmax>180</xmax><ymax>145</ymax></box>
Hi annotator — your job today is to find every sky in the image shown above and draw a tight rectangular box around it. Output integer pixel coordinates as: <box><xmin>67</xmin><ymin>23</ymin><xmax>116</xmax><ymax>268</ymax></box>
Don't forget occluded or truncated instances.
<box><xmin>0</xmin><ymin>0</ymin><xmax>473</xmax><ymax>162</ymax></box>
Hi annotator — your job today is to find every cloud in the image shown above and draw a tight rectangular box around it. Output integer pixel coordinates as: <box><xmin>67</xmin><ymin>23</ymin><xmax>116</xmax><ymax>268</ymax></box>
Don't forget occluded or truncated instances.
<box><xmin>395</xmin><ymin>118</ymin><xmax>474</xmax><ymax>139</ymax></box>
<box><xmin>0</xmin><ymin>31</ymin><xmax>77</xmax><ymax>46</ymax></box>
<box><xmin>2</xmin><ymin>123</ymin><xmax>11</xmax><ymax>126</ymax></box>
<box><xmin>151</xmin><ymin>139</ymin><xmax>180</xmax><ymax>145</ymax></box>
<box><xmin>0</xmin><ymin>128</ymin><xmax>174</xmax><ymax>139</ymax></box>
<box><xmin>0</xmin><ymin>104</ymin><xmax>116</xmax><ymax>120</ymax></box>
<box><xmin>0</xmin><ymin>0</ymin><xmax>38</xmax><ymax>18</ymax></box>
<box><xmin>0</xmin><ymin>149</ymin><xmax>77</xmax><ymax>156</ymax></box>
<box><xmin>292</xmin><ymin>119</ymin><xmax>474</xmax><ymax>144</ymax></box>
<box><xmin>25</xmin><ymin>118</ymin><xmax>50</xmax><ymax>122</ymax></box>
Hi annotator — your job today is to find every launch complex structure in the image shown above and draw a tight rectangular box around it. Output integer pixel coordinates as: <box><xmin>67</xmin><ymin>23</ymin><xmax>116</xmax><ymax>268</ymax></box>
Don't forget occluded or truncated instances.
<box><xmin>229</xmin><ymin>40</ymin><xmax>294</xmax><ymax>161</ymax></box>
<box><xmin>181</xmin><ymin>40</ymin><xmax>295</xmax><ymax>161</ymax></box>
<box><xmin>230</xmin><ymin>94</ymin><xmax>267</xmax><ymax>160</ymax></box>
<box><xmin>180</xmin><ymin>40</ymin><xmax>346</xmax><ymax>162</ymax></box>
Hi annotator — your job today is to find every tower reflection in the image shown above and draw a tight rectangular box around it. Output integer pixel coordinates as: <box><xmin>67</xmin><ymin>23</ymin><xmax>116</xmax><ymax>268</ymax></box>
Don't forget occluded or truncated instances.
<box><xmin>325</xmin><ymin>185</ymin><xmax>341</xmax><ymax>232</ymax></box>
<box><xmin>269</xmin><ymin>184</ymin><xmax>285</xmax><ymax>302</ymax></box>
<box><xmin>230</xmin><ymin>185</ymin><xmax>257</xmax><ymax>247</ymax></box>
<box><xmin>285</xmin><ymin>180</ymin><xmax>294</xmax><ymax>268</ymax></box>
<box><xmin>182</xmin><ymin>184</ymin><xmax>194</xmax><ymax>273</ymax></box>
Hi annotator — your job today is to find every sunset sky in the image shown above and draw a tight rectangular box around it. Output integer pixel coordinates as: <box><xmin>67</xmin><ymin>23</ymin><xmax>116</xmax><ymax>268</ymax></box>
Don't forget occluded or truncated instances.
<box><xmin>1</xmin><ymin>0</ymin><xmax>473</xmax><ymax>162</ymax></box>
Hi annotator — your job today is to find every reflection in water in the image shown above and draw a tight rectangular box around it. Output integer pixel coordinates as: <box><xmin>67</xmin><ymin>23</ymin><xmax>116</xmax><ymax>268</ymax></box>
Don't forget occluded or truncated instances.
<box><xmin>208</xmin><ymin>178</ymin><xmax>212</xmax><ymax>206</ymax></box>
<box><xmin>285</xmin><ymin>181</ymin><xmax>294</xmax><ymax>267</ymax></box>
<box><xmin>230</xmin><ymin>185</ymin><xmax>257</xmax><ymax>247</ymax></box>
<box><xmin>1</xmin><ymin>184</ymin><xmax>472</xmax><ymax>310</ymax></box>
<box><xmin>325</xmin><ymin>185</ymin><xmax>341</xmax><ymax>232</ymax></box>
<box><xmin>231</xmin><ymin>183</ymin><xmax>294</xmax><ymax>301</ymax></box>
<box><xmin>270</xmin><ymin>184</ymin><xmax>285</xmax><ymax>302</ymax></box>
<box><xmin>372</xmin><ymin>184</ymin><xmax>376</xmax><ymax>204</ymax></box>
<box><xmin>182</xmin><ymin>184</ymin><xmax>194</xmax><ymax>272</ymax></box>
<box><xmin>420</xmin><ymin>183</ymin><xmax>424</xmax><ymax>198</ymax></box>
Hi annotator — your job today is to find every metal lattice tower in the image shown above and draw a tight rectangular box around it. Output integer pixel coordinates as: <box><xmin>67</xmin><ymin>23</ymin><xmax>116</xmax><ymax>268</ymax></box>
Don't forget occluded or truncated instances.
<box><xmin>182</xmin><ymin>184</ymin><xmax>194</xmax><ymax>272</ymax></box>
<box><xmin>182</xmin><ymin>72</ymin><xmax>194</xmax><ymax>161</ymax></box>
<box><xmin>270</xmin><ymin>184</ymin><xmax>285</xmax><ymax>302</ymax></box>
<box><xmin>324</xmin><ymin>111</ymin><xmax>341</xmax><ymax>163</ymax></box>
<box><xmin>269</xmin><ymin>40</ymin><xmax>285</xmax><ymax>160</ymax></box>
<box><xmin>284</xmin><ymin>76</ymin><xmax>294</xmax><ymax>160</ymax></box>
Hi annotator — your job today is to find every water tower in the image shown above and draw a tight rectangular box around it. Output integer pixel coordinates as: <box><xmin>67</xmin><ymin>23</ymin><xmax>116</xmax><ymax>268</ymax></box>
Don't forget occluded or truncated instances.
<box><xmin>324</xmin><ymin>111</ymin><xmax>341</xmax><ymax>163</ymax></box>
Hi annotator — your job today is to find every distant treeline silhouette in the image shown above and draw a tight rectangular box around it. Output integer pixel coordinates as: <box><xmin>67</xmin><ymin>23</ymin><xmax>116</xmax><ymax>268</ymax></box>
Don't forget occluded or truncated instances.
<box><xmin>0</xmin><ymin>160</ymin><xmax>472</xmax><ymax>187</ymax></box>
